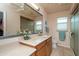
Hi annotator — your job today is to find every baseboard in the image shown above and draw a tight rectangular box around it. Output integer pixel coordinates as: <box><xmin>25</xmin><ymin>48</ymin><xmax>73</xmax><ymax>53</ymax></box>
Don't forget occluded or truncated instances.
<box><xmin>57</xmin><ymin>43</ymin><xmax>70</xmax><ymax>48</ymax></box>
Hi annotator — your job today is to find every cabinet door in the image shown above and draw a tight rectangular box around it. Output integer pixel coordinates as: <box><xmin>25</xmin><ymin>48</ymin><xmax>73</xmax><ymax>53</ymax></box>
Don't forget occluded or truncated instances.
<box><xmin>46</xmin><ymin>38</ymin><xmax>52</xmax><ymax>55</ymax></box>
<box><xmin>31</xmin><ymin>52</ymin><xmax>36</xmax><ymax>56</ymax></box>
<box><xmin>36</xmin><ymin>46</ymin><xmax>47</xmax><ymax>56</ymax></box>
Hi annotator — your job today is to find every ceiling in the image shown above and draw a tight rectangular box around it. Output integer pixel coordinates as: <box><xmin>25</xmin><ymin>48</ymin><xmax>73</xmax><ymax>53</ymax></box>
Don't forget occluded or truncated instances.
<box><xmin>39</xmin><ymin>3</ymin><xmax>73</xmax><ymax>14</ymax></box>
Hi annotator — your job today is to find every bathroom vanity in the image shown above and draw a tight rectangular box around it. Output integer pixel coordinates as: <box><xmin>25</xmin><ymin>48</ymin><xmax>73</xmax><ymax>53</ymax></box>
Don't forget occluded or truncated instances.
<box><xmin>0</xmin><ymin>35</ymin><xmax>52</xmax><ymax>56</ymax></box>
<box><xmin>19</xmin><ymin>35</ymin><xmax>52</xmax><ymax>56</ymax></box>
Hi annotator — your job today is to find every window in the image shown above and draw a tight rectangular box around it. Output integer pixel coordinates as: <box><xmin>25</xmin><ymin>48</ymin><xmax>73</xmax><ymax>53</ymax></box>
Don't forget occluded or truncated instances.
<box><xmin>35</xmin><ymin>21</ymin><xmax>42</xmax><ymax>33</ymax></box>
<box><xmin>57</xmin><ymin>17</ymin><xmax>68</xmax><ymax>31</ymax></box>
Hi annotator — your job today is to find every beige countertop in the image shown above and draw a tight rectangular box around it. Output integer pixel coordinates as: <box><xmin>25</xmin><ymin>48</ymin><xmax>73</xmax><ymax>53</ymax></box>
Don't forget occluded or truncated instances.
<box><xmin>0</xmin><ymin>37</ymin><xmax>36</xmax><ymax>56</ymax></box>
<box><xmin>19</xmin><ymin>35</ymin><xmax>51</xmax><ymax>46</ymax></box>
<box><xmin>0</xmin><ymin>34</ymin><xmax>51</xmax><ymax>56</ymax></box>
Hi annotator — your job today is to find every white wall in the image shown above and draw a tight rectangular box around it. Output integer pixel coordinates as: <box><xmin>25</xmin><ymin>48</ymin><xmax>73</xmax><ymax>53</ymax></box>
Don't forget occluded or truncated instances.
<box><xmin>47</xmin><ymin>11</ymin><xmax>71</xmax><ymax>48</ymax></box>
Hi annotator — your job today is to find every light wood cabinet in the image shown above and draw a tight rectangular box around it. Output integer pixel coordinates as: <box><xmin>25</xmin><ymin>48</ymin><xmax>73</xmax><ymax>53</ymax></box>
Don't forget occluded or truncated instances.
<box><xmin>36</xmin><ymin>46</ymin><xmax>47</xmax><ymax>56</ymax></box>
<box><xmin>34</xmin><ymin>37</ymin><xmax>52</xmax><ymax>56</ymax></box>
<box><xmin>36</xmin><ymin>41</ymin><xmax>46</xmax><ymax>50</ymax></box>
<box><xmin>31</xmin><ymin>52</ymin><xmax>36</xmax><ymax>56</ymax></box>
<box><xmin>20</xmin><ymin>36</ymin><xmax>52</xmax><ymax>56</ymax></box>
<box><xmin>46</xmin><ymin>37</ymin><xmax>52</xmax><ymax>55</ymax></box>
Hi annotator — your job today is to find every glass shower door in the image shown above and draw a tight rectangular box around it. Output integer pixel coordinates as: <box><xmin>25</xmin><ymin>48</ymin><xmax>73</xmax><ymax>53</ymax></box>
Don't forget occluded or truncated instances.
<box><xmin>70</xmin><ymin>11</ymin><xmax>79</xmax><ymax>56</ymax></box>
<box><xmin>70</xmin><ymin>16</ymin><xmax>75</xmax><ymax>51</ymax></box>
<box><xmin>74</xmin><ymin>13</ymin><xmax>79</xmax><ymax>55</ymax></box>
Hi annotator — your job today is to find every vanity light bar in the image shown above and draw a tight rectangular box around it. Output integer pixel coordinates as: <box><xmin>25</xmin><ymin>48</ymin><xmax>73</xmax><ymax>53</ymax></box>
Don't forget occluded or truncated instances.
<box><xmin>30</xmin><ymin>3</ymin><xmax>39</xmax><ymax>10</ymax></box>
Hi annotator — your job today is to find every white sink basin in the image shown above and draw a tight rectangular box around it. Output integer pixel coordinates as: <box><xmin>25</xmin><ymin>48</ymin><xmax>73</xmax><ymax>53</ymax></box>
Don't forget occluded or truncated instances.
<box><xmin>31</xmin><ymin>38</ymin><xmax>42</xmax><ymax>44</ymax></box>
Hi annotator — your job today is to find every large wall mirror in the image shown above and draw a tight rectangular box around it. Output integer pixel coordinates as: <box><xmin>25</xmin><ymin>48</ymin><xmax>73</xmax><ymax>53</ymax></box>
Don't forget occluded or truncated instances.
<box><xmin>0</xmin><ymin>11</ymin><xmax>6</xmax><ymax>37</ymax></box>
<box><xmin>17</xmin><ymin>3</ymin><xmax>43</xmax><ymax>35</ymax></box>
<box><xmin>0</xmin><ymin>12</ymin><xmax>4</xmax><ymax>36</ymax></box>
<box><xmin>0</xmin><ymin>3</ymin><xmax>43</xmax><ymax>38</ymax></box>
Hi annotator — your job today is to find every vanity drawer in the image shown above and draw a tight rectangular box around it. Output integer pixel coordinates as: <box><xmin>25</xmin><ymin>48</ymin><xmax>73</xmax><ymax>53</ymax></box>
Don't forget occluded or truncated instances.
<box><xmin>36</xmin><ymin>41</ymin><xmax>46</xmax><ymax>50</ymax></box>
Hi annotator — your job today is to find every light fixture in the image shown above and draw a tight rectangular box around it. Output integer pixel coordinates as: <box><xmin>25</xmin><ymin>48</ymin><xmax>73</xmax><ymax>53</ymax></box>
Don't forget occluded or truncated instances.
<box><xmin>30</xmin><ymin>3</ymin><xmax>39</xmax><ymax>10</ymax></box>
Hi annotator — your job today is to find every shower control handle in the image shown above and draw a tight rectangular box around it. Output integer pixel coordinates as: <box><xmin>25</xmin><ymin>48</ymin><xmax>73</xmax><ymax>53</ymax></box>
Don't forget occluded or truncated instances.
<box><xmin>71</xmin><ymin>32</ymin><xmax>75</xmax><ymax>36</ymax></box>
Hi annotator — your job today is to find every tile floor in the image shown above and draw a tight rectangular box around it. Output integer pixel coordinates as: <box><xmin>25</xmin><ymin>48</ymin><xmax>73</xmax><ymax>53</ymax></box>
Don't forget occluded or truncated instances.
<box><xmin>51</xmin><ymin>46</ymin><xmax>75</xmax><ymax>56</ymax></box>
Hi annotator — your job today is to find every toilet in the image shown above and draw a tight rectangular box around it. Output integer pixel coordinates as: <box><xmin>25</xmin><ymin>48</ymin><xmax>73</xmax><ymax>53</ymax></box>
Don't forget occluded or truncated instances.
<box><xmin>53</xmin><ymin>39</ymin><xmax>57</xmax><ymax>48</ymax></box>
<box><xmin>52</xmin><ymin>34</ymin><xmax>57</xmax><ymax>48</ymax></box>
